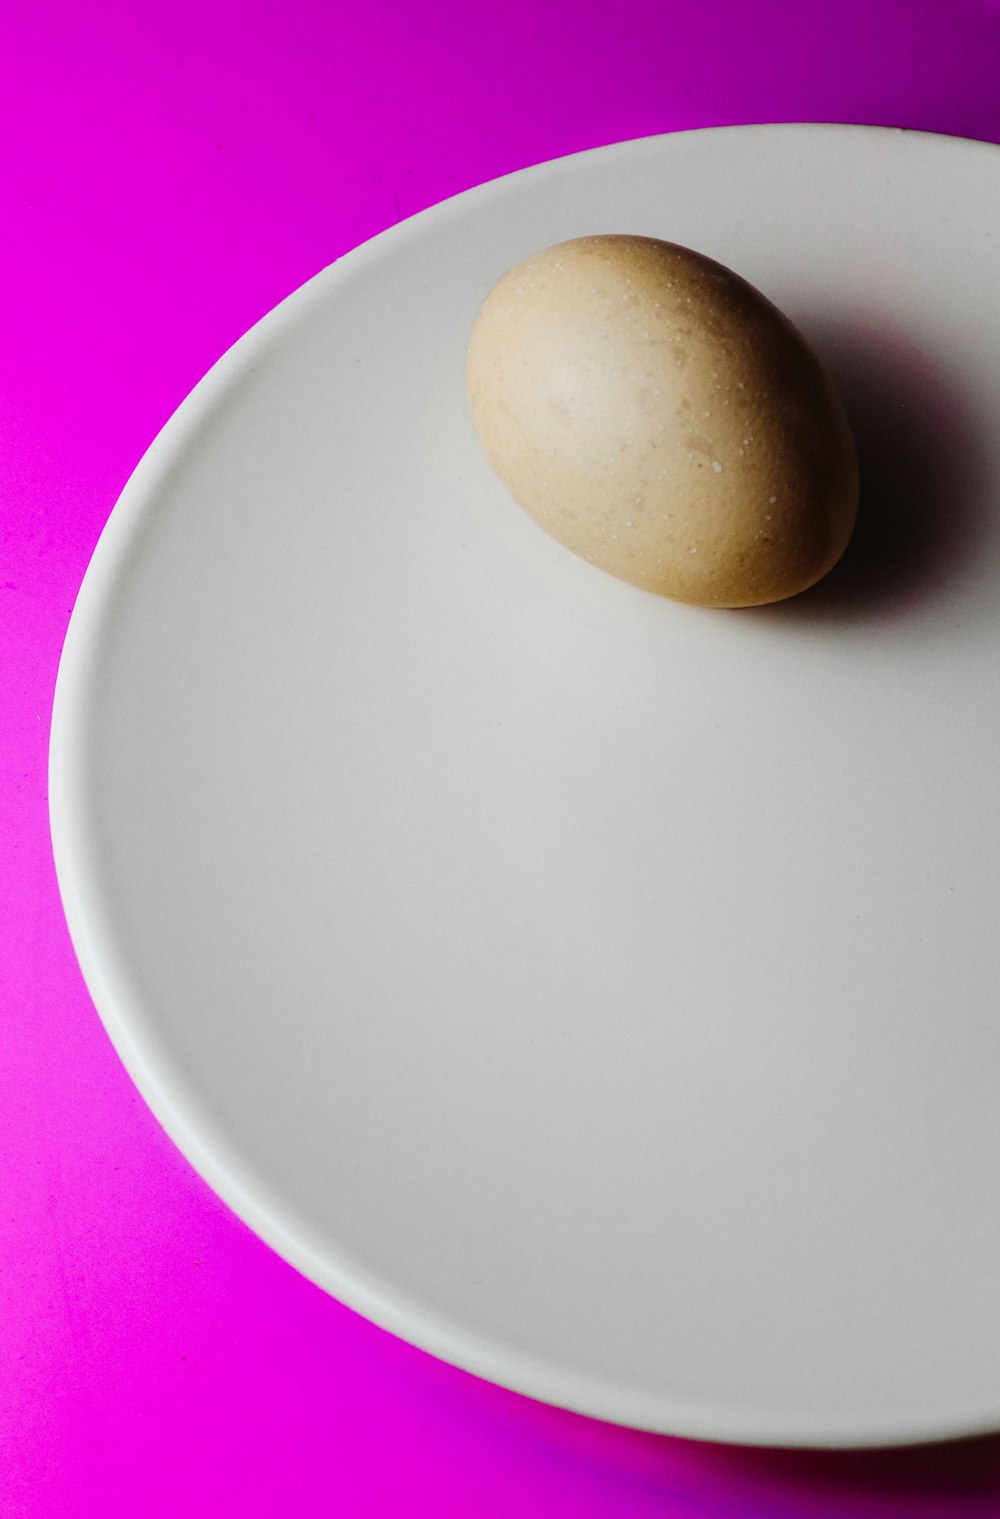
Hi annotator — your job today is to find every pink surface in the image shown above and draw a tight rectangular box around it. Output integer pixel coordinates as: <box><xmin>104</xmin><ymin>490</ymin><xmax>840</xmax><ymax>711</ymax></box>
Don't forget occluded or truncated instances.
<box><xmin>5</xmin><ymin>1</ymin><xmax>1000</xmax><ymax>1512</ymax></box>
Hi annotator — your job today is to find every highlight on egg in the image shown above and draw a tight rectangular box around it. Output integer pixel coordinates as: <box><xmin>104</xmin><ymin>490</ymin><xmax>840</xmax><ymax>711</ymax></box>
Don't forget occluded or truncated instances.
<box><xmin>465</xmin><ymin>235</ymin><xmax>859</xmax><ymax>608</ymax></box>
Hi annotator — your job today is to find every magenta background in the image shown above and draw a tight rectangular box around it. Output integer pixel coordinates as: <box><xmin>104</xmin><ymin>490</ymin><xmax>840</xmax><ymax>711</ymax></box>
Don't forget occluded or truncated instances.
<box><xmin>5</xmin><ymin>1</ymin><xmax>1000</xmax><ymax>1513</ymax></box>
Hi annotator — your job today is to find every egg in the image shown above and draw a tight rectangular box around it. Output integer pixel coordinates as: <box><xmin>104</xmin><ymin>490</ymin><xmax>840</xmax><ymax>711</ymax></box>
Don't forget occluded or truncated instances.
<box><xmin>465</xmin><ymin>235</ymin><xmax>858</xmax><ymax>608</ymax></box>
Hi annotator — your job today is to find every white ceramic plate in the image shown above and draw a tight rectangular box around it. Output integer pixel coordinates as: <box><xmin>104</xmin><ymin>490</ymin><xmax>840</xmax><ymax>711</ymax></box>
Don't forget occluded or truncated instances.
<box><xmin>51</xmin><ymin>125</ymin><xmax>1000</xmax><ymax>1448</ymax></box>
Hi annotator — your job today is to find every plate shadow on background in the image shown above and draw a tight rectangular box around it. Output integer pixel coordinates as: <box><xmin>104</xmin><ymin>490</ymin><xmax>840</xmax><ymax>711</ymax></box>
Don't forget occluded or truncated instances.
<box><xmin>675</xmin><ymin>1428</ymin><xmax>1000</xmax><ymax>1510</ymax></box>
<box><xmin>455</xmin><ymin>1369</ymin><xmax>1000</xmax><ymax>1512</ymax></box>
<box><xmin>750</xmin><ymin>315</ymin><xmax>993</xmax><ymax>625</ymax></box>
<box><xmin>531</xmin><ymin>1401</ymin><xmax>1000</xmax><ymax>1512</ymax></box>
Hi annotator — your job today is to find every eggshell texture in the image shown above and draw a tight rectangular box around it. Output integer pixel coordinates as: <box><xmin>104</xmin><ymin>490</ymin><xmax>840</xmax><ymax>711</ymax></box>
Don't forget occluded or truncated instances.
<box><xmin>466</xmin><ymin>235</ymin><xmax>859</xmax><ymax>607</ymax></box>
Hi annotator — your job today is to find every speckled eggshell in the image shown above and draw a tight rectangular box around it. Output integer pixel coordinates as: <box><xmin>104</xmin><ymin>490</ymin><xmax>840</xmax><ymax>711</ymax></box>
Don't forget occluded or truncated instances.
<box><xmin>465</xmin><ymin>235</ymin><xmax>859</xmax><ymax>608</ymax></box>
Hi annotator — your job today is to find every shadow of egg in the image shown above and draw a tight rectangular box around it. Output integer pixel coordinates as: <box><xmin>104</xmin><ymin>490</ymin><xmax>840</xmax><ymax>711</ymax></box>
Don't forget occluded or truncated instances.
<box><xmin>750</xmin><ymin>315</ymin><xmax>993</xmax><ymax>623</ymax></box>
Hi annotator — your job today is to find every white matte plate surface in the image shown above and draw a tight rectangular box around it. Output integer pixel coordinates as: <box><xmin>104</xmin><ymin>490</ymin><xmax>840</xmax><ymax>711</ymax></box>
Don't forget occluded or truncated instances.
<box><xmin>50</xmin><ymin>126</ymin><xmax>1000</xmax><ymax>1448</ymax></box>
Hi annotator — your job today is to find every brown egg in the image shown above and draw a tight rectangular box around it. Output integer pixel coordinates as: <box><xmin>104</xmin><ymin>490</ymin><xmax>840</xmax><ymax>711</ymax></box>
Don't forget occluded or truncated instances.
<box><xmin>465</xmin><ymin>235</ymin><xmax>858</xmax><ymax>608</ymax></box>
